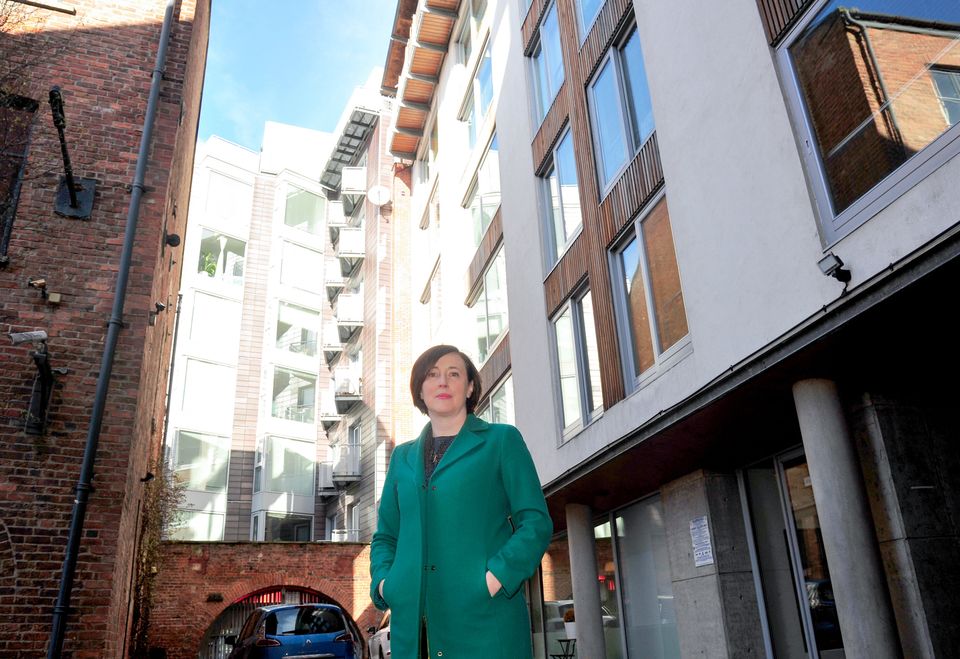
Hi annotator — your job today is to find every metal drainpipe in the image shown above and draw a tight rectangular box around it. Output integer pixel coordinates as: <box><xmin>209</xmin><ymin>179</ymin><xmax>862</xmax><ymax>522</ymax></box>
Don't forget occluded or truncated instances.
<box><xmin>47</xmin><ymin>1</ymin><xmax>176</xmax><ymax>656</ymax></box>
<box><xmin>840</xmin><ymin>8</ymin><xmax>905</xmax><ymax>150</ymax></box>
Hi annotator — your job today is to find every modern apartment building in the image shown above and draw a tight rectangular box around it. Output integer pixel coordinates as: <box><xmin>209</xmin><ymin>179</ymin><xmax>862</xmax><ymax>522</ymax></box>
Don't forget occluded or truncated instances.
<box><xmin>384</xmin><ymin>0</ymin><xmax>960</xmax><ymax>658</ymax></box>
<box><xmin>167</xmin><ymin>77</ymin><xmax>409</xmax><ymax>549</ymax></box>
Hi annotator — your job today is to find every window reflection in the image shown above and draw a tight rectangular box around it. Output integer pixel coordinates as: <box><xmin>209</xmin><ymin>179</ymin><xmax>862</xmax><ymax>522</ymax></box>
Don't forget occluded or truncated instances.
<box><xmin>789</xmin><ymin>1</ymin><xmax>960</xmax><ymax>214</ymax></box>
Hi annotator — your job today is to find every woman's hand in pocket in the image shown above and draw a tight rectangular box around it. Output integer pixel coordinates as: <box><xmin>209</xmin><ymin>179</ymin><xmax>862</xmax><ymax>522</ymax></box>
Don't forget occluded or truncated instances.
<box><xmin>485</xmin><ymin>570</ymin><xmax>502</xmax><ymax>597</ymax></box>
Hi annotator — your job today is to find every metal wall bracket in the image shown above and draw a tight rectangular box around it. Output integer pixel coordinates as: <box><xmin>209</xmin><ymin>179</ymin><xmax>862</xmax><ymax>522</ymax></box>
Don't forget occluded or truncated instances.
<box><xmin>54</xmin><ymin>176</ymin><xmax>96</xmax><ymax>219</ymax></box>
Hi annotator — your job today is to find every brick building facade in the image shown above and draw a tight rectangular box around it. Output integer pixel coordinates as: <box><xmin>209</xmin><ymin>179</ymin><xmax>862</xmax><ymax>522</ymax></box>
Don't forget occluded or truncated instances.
<box><xmin>0</xmin><ymin>1</ymin><xmax>210</xmax><ymax>656</ymax></box>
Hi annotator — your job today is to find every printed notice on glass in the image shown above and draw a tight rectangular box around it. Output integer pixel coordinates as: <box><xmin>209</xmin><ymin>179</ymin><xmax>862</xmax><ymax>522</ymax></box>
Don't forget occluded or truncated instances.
<box><xmin>690</xmin><ymin>516</ymin><xmax>714</xmax><ymax>567</ymax></box>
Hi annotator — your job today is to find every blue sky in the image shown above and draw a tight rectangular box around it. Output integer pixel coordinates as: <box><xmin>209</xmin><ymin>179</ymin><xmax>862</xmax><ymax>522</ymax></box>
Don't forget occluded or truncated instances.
<box><xmin>197</xmin><ymin>0</ymin><xmax>398</xmax><ymax>150</ymax></box>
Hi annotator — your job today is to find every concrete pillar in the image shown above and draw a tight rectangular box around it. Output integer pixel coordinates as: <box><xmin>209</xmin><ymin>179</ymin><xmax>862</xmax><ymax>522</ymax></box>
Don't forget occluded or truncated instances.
<box><xmin>662</xmin><ymin>470</ymin><xmax>765</xmax><ymax>658</ymax></box>
<box><xmin>565</xmin><ymin>503</ymin><xmax>605</xmax><ymax>659</ymax></box>
<box><xmin>792</xmin><ymin>379</ymin><xmax>900</xmax><ymax>658</ymax></box>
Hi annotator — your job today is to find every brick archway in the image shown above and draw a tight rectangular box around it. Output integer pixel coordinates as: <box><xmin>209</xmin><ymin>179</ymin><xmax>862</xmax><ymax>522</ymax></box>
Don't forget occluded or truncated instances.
<box><xmin>148</xmin><ymin>542</ymin><xmax>378</xmax><ymax>658</ymax></box>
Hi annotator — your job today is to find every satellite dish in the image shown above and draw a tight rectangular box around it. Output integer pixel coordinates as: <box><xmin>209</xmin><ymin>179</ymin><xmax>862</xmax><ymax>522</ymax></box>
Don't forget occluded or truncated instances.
<box><xmin>367</xmin><ymin>184</ymin><xmax>391</xmax><ymax>207</ymax></box>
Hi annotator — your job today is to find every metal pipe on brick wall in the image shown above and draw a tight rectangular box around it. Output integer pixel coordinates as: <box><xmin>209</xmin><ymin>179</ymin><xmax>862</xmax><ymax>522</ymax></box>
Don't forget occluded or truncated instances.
<box><xmin>47</xmin><ymin>1</ymin><xmax>177</xmax><ymax>656</ymax></box>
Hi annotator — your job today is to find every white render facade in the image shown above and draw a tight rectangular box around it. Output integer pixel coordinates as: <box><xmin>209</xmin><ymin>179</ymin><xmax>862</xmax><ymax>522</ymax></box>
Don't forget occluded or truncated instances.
<box><xmin>384</xmin><ymin>0</ymin><xmax>960</xmax><ymax>657</ymax></box>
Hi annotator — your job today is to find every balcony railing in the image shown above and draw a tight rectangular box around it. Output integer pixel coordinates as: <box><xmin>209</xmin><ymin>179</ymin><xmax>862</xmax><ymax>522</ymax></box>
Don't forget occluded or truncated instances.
<box><xmin>336</xmin><ymin>293</ymin><xmax>363</xmax><ymax>343</ymax></box>
<box><xmin>272</xmin><ymin>403</ymin><xmax>315</xmax><ymax>424</ymax></box>
<box><xmin>340</xmin><ymin>166</ymin><xmax>366</xmax><ymax>195</ymax></box>
<box><xmin>325</xmin><ymin>256</ymin><xmax>345</xmax><ymax>301</ymax></box>
<box><xmin>317</xmin><ymin>462</ymin><xmax>334</xmax><ymax>492</ymax></box>
<box><xmin>327</xmin><ymin>200</ymin><xmax>346</xmax><ymax>242</ymax></box>
<box><xmin>333</xmin><ymin>372</ymin><xmax>361</xmax><ymax>413</ymax></box>
<box><xmin>332</xmin><ymin>442</ymin><xmax>361</xmax><ymax>481</ymax></box>
<box><xmin>337</xmin><ymin>227</ymin><xmax>364</xmax><ymax>276</ymax></box>
<box><xmin>330</xmin><ymin>528</ymin><xmax>360</xmax><ymax>542</ymax></box>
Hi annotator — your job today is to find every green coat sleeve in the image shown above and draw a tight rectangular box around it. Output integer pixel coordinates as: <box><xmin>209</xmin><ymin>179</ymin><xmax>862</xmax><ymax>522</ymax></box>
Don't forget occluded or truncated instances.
<box><xmin>370</xmin><ymin>445</ymin><xmax>401</xmax><ymax>610</ymax></box>
<box><xmin>486</xmin><ymin>426</ymin><xmax>553</xmax><ymax>598</ymax></box>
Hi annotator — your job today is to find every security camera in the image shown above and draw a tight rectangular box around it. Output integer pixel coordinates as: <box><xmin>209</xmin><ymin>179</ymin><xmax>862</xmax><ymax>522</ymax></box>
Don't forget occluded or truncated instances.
<box><xmin>9</xmin><ymin>330</ymin><xmax>49</xmax><ymax>346</ymax></box>
<box><xmin>155</xmin><ymin>301</ymin><xmax>166</xmax><ymax>313</ymax></box>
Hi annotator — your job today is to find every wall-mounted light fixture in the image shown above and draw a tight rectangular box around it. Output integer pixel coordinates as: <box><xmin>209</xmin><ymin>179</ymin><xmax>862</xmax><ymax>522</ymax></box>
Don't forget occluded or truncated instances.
<box><xmin>818</xmin><ymin>252</ymin><xmax>851</xmax><ymax>294</ymax></box>
<box><xmin>8</xmin><ymin>330</ymin><xmax>67</xmax><ymax>434</ymax></box>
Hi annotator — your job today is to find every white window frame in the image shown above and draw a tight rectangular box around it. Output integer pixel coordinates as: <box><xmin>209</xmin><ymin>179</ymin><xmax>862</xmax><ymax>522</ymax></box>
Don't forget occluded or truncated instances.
<box><xmin>551</xmin><ymin>286</ymin><xmax>603</xmax><ymax>440</ymax></box>
<box><xmin>541</xmin><ymin>127</ymin><xmax>583</xmax><ymax>266</ymax></box>
<box><xmin>609</xmin><ymin>190</ymin><xmax>690</xmax><ymax>391</ymax></box>
<box><xmin>476</xmin><ymin>372</ymin><xmax>515</xmax><ymax>425</ymax></box>
<box><xmin>776</xmin><ymin>0</ymin><xmax>960</xmax><ymax>246</ymax></box>
<box><xmin>587</xmin><ymin>25</ymin><xmax>655</xmax><ymax>197</ymax></box>
<box><xmin>456</xmin><ymin>0</ymin><xmax>488</xmax><ymax>65</ymax></box>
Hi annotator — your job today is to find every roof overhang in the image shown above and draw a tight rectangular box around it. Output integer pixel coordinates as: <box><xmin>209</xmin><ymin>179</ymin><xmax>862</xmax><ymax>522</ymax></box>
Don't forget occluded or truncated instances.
<box><xmin>320</xmin><ymin>105</ymin><xmax>380</xmax><ymax>192</ymax></box>
<box><xmin>381</xmin><ymin>0</ymin><xmax>461</xmax><ymax>158</ymax></box>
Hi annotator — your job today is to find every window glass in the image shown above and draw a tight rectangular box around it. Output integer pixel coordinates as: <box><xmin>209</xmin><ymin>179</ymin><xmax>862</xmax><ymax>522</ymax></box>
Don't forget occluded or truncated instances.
<box><xmin>263</xmin><ymin>435</ymin><xmax>315</xmax><ymax>496</ymax></box>
<box><xmin>641</xmin><ymin>205</ymin><xmax>688</xmax><ymax>354</ymax></box>
<box><xmin>537</xmin><ymin>537</ymin><xmax>573</xmax><ymax>657</ymax></box>
<box><xmin>594</xmin><ymin>520</ymin><xmax>621</xmax><ymax>658</ymax></box>
<box><xmin>931</xmin><ymin>68</ymin><xmax>960</xmax><ymax>125</ymax></box>
<box><xmin>276</xmin><ymin>302</ymin><xmax>320</xmax><ymax>357</ymax></box>
<box><xmin>174</xmin><ymin>431</ymin><xmax>230</xmax><ymax>491</ymax></box>
<box><xmin>489</xmin><ymin>375</ymin><xmax>515</xmax><ymax>425</ymax></box>
<box><xmin>169</xmin><ymin>510</ymin><xmax>225</xmax><ymax>542</ymax></box>
<box><xmin>284</xmin><ymin>186</ymin><xmax>325</xmax><ymax>235</ymax></box>
<box><xmin>473</xmin><ymin>248</ymin><xmax>508</xmax><ymax>362</ymax></box>
<box><xmin>197</xmin><ymin>229</ymin><xmax>246</xmax><ymax>286</ymax></box>
<box><xmin>788</xmin><ymin>1</ymin><xmax>960</xmax><ymax>215</ymax></box>
<box><xmin>0</xmin><ymin>98</ymin><xmax>35</xmax><ymax>223</ymax></box>
<box><xmin>265</xmin><ymin>512</ymin><xmax>312</xmax><ymax>541</ymax></box>
<box><xmin>205</xmin><ymin>172</ymin><xmax>252</xmax><ymax>226</ymax></box>
<box><xmin>280</xmin><ymin>241</ymin><xmax>323</xmax><ymax>294</ymax></box>
<box><xmin>576</xmin><ymin>0</ymin><xmax>603</xmax><ymax>37</ymax></box>
<box><xmin>546</xmin><ymin>131</ymin><xmax>582</xmax><ymax>259</ymax></box>
<box><xmin>271</xmin><ymin>367</ymin><xmax>316</xmax><ymax>423</ymax></box>
<box><xmin>621</xmin><ymin>30</ymin><xmax>656</xmax><ymax>148</ymax></box>
<box><xmin>477</xmin><ymin>42</ymin><xmax>494</xmax><ymax>117</ymax></box>
<box><xmin>580</xmin><ymin>292</ymin><xmax>603</xmax><ymax>414</ymax></box>
<box><xmin>591</xmin><ymin>59</ymin><xmax>629</xmax><ymax>188</ymax></box>
<box><xmin>189</xmin><ymin>293</ymin><xmax>241</xmax><ymax>350</ymax></box>
<box><xmin>554</xmin><ymin>307</ymin><xmax>580</xmax><ymax>429</ymax></box>
<box><xmin>614</xmin><ymin>497</ymin><xmax>680</xmax><ymax>658</ymax></box>
<box><xmin>469</xmin><ymin>134</ymin><xmax>501</xmax><ymax>244</ymax></box>
<box><xmin>534</xmin><ymin>3</ymin><xmax>564</xmax><ymax>120</ymax></box>
<box><xmin>181</xmin><ymin>359</ymin><xmax>235</xmax><ymax>427</ymax></box>
<box><xmin>618</xmin><ymin>237</ymin><xmax>655</xmax><ymax>375</ymax></box>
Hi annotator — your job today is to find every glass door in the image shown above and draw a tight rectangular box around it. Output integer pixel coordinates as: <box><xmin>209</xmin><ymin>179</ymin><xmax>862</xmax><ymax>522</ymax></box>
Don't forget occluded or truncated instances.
<box><xmin>741</xmin><ymin>450</ymin><xmax>845</xmax><ymax>659</ymax></box>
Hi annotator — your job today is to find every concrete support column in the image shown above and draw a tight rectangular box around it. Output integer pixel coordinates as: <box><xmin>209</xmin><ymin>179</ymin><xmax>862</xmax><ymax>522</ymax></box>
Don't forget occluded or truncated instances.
<box><xmin>565</xmin><ymin>503</ymin><xmax>605</xmax><ymax>659</ymax></box>
<box><xmin>662</xmin><ymin>470</ymin><xmax>764</xmax><ymax>657</ymax></box>
<box><xmin>792</xmin><ymin>379</ymin><xmax>900</xmax><ymax>658</ymax></box>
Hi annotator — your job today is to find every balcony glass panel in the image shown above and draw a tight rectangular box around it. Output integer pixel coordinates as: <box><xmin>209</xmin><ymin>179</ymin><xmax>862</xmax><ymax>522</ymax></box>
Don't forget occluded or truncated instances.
<box><xmin>174</xmin><ymin>431</ymin><xmax>230</xmax><ymax>492</ymax></box>
<box><xmin>271</xmin><ymin>367</ymin><xmax>316</xmax><ymax>423</ymax></box>
<box><xmin>280</xmin><ymin>241</ymin><xmax>324</xmax><ymax>294</ymax></box>
<box><xmin>197</xmin><ymin>229</ymin><xmax>246</xmax><ymax>287</ymax></box>
<box><xmin>276</xmin><ymin>302</ymin><xmax>320</xmax><ymax>357</ymax></box>
<box><xmin>263</xmin><ymin>435</ymin><xmax>315</xmax><ymax>496</ymax></box>
<box><xmin>284</xmin><ymin>186</ymin><xmax>325</xmax><ymax>235</ymax></box>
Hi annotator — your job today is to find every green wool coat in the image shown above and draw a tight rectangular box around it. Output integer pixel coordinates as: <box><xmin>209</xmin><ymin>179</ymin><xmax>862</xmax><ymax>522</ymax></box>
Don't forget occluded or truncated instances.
<box><xmin>370</xmin><ymin>415</ymin><xmax>552</xmax><ymax>659</ymax></box>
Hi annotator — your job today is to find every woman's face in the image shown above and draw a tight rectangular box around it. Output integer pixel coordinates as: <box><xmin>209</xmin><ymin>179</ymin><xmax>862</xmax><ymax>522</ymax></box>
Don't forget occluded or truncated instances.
<box><xmin>420</xmin><ymin>352</ymin><xmax>474</xmax><ymax>419</ymax></box>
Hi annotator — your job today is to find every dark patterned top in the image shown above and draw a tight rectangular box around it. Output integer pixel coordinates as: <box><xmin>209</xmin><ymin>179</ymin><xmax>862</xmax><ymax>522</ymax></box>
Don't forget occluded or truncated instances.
<box><xmin>424</xmin><ymin>434</ymin><xmax>455</xmax><ymax>482</ymax></box>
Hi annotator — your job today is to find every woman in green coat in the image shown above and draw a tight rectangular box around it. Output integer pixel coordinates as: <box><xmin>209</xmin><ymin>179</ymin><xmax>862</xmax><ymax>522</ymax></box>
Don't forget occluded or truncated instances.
<box><xmin>370</xmin><ymin>345</ymin><xmax>553</xmax><ymax>659</ymax></box>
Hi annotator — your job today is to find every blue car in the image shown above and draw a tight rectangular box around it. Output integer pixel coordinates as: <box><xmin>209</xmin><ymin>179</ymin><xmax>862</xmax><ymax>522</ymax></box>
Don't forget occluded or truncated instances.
<box><xmin>226</xmin><ymin>603</ymin><xmax>358</xmax><ymax>659</ymax></box>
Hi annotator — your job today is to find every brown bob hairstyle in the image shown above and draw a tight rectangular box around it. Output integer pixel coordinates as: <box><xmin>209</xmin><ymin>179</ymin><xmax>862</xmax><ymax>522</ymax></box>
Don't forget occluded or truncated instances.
<box><xmin>409</xmin><ymin>344</ymin><xmax>482</xmax><ymax>415</ymax></box>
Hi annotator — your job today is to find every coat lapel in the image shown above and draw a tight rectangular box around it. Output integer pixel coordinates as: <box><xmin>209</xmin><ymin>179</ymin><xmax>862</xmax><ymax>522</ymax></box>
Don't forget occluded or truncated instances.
<box><xmin>431</xmin><ymin>414</ymin><xmax>489</xmax><ymax>479</ymax></box>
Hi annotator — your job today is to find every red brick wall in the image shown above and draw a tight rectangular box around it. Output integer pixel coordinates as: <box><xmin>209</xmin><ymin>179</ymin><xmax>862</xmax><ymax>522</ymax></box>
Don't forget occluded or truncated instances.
<box><xmin>148</xmin><ymin>541</ymin><xmax>378</xmax><ymax>658</ymax></box>
<box><xmin>0</xmin><ymin>1</ymin><xmax>209</xmax><ymax>657</ymax></box>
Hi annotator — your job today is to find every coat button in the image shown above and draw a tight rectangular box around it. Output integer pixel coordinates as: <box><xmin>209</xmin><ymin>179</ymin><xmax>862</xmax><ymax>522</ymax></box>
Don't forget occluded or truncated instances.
<box><xmin>431</xmin><ymin>565</ymin><xmax>437</xmax><ymax>571</ymax></box>
<box><xmin>431</xmin><ymin>486</ymin><xmax>436</xmax><ymax>491</ymax></box>
<box><xmin>437</xmin><ymin>652</ymin><xmax>442</xmax><ymax>657</ymax></box>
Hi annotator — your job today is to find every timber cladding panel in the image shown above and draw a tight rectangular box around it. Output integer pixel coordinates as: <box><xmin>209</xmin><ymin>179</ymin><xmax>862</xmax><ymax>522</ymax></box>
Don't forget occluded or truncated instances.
<box><xmin>478</xmin><ymin>331</ymin><xmax>511</xmax><ymax>404</ymax></box>
<box><xmin>756</xmin><ymin>0</ymin><xmax>817</xmax><ymax>44</ymax></box>
<box><xmin>530</xmin><ymin>0</ymin><xmax>664</xmax><ymax>409</ymax></box>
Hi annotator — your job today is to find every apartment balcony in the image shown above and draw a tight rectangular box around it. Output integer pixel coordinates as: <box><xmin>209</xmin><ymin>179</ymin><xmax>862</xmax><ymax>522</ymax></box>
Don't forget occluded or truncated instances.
<box><xmin>317</xmin><ymin>461</ymin><xmax>335</xmax><ymax>493</ymax></box>
<box><xmin>335</xmin><ymin>293</ymin><xmax>363</xmax><ymax>343</ymax></box>
<box><xmin>332</xmin><ymin>441</ymin><xmax>361</xmax><ymax>482</ymax></box>
<box><xmin>341</xmin><ymin>166</ymin><xmax>365</xmax><ymax>197</ymax></box>
<box><xmin>325</xmin><ymin>256</ymin><xmax>345</xmax><ymax>302</ymax></box>
<box><xmin>336</xmin><ymin>227</ymin><xmax>365</xmax><ymax>276</ymax></box>
<box><xmin>333</xmin><ymin>371</ymin><xmax>362</xmax><ymax>413</ymax></box>
<box><xmin>327</xmin><ymin>200</ymin><xmax>346</xmax><ymax>242</ymax></box>
<box><xmin>319</xmin><ymin>411</ymin><xmax>341</xmax><ymax>431</ymax></box>
<box><xmin>330</xmin><ymin>529</ymin><xmax>360</xmax><ymax>542</ymax></box>
<box><xmin>271</xmin><ymin>402</ymin><xmax>315</xmax><ymax>424</ymax></box>
<box><xmin>322</xmin><ymin>322</ymin><xmax>344</xmax><ymax>366</ymax></box>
